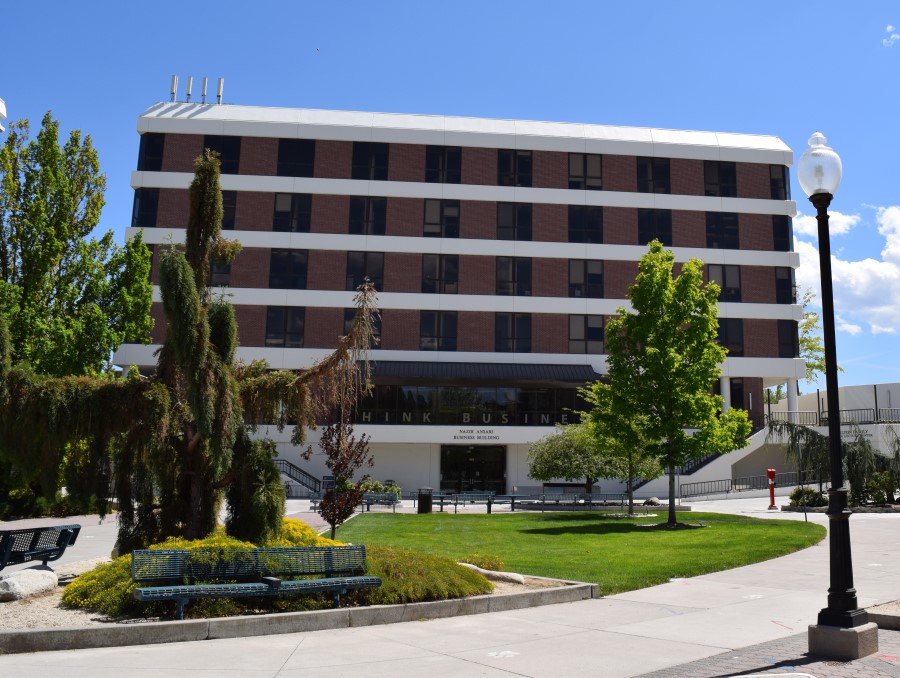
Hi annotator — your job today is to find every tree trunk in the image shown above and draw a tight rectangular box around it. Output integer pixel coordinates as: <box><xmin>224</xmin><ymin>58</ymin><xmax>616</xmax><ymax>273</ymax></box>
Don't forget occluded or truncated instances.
<box><xmin>584</xmin><ymin>478</ymin><xmax>594</xmax><ymax>494</ymax></box>
<box><xmin>330</xmin><ymin>523</ymin><xmax>337</xmax><ymax>540</ymax></box>
<box><xmin>667</xmin><ymin>468</ymin><xmax>677</xmax><ymax>526</ymax></box>
<box><xmin>627</xmin><ymin>454</ymin><xmax>635</xmax><ymax>516</ymax></box>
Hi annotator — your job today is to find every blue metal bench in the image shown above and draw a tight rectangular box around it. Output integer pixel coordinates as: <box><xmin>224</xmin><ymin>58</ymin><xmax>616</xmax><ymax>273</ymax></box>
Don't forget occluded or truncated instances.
<box><xmin>132</xmin><ymin>545</ymin><xmax>381</xmax><ymax>620</ymax></box>
<box><xmin>0</xmin><ymin>524</ymin><xmax>81</xmax><ymax>572</ymax></box>
<box><xmin>361</xmin><ymin>492</ymin><xmax>401</xmax><ymax>512</ymax></box>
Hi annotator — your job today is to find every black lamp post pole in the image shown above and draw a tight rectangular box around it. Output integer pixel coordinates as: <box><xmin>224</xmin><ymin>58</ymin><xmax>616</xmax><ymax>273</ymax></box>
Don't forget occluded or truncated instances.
<box><xmin>810</xmin><ymin>192</ymin><xmax>869</xmax><ymax>629</ymax></box>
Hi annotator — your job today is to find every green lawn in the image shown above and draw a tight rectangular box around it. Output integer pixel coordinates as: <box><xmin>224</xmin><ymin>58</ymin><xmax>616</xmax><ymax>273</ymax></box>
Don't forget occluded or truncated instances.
<box><xmin>336</xmin><ymin>512</ymin><xmax>825</xmax><ymax>594</ymax></box>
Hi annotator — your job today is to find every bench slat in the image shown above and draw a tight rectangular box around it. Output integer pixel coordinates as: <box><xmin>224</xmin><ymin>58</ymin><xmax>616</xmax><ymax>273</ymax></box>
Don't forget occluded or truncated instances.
<box><xmin>0</xmin><ymin>525</ymin><xmax>81</xmax><ymax>571</ymax></box>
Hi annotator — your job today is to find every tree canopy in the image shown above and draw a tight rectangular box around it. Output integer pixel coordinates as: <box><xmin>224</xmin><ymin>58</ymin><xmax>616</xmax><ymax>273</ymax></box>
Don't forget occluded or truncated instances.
<box><xmin>527</xmin><ymin>422</ymin><xmax>623</xmax><ymax>494</ymax></box>
<box><xmin>0</xmin><ymin>112</ymin><xmax>152</xmax><ymax>376</ymax></box>
<box><xmin>0</xmin><ymin>149</ymin><xmax>379</xmax><ymax>550</ymax></box>
<box><xmin>604</xmin><ymin>241</ymin><xmax>751</xmax><ymax>525</ymax></box>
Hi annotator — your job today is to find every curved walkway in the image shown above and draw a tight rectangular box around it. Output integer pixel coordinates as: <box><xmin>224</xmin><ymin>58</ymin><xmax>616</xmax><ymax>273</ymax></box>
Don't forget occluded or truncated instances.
<box><xmin>3</xmin><ymin>498</ymin><xmax>900</xmax><ymax>676</ymax></box>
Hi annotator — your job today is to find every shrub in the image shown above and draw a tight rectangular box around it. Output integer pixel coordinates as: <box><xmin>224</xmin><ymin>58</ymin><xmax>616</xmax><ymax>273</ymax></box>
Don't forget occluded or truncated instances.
<box><xmin>865</xmin><ymin>471</ymin><xmax>895</xmax><ymax>506</ymax></box>
<box><xmin>63</xmin><ymin>521</ymin><xmax>489</xmax><ymax>619</ymax></box>
<box><xmin>460</xmin><ymin>552</ymin><xmax>506</xmax><ymax>571</ymax></box>
<box><xmin>789</xmin><ymin>486</ymin><xmax>827</xmax><ymax>507</ymax></box>
<box><xmin>359</xmin><ymin>479</ymin><xmax>402</xmax><ymax>499</ymax></box>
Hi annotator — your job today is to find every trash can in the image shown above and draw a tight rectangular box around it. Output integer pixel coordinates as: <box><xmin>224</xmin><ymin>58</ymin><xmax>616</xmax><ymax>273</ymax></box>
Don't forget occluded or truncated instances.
<box><xmin>417</xmin><ymin>487</ymin><xmax>433</xmax><ymax>514</ymax></box>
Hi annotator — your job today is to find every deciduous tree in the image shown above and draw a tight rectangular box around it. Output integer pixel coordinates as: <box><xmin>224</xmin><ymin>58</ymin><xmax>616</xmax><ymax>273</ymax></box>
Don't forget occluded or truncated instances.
<box><xmin>605</xmin><ymin>241</ymin><xmax>751</xmax><ymax>526</ymax></box>
<box><xmin>0</xmin><ymin>113</ymin><xmax>152</xmax><ymax>376</ymax></box>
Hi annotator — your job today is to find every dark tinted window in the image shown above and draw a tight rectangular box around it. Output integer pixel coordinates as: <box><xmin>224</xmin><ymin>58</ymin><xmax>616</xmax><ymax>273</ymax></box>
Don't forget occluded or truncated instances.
<box><xmin>349</xmin><ymin>197</ymin><xmax>386</xmax><ymax>235</ymax></box>
<box><xmin>422</xmin><ymin>254</ymin><xmax>459</xmax><ymax>294</ymax></box>
<box><xmin>569</xmin><ymin>260</ymin><xmax>604</xmax><ymax>298</ymax></box>
<box><xmin>344</xmin><ymin>308</ymin><xmax>381</xmax><ymax>346</ymax></box>
<box><xmin>773</xmin><ymin>216</ymin><xmax>792</xmax><ymax>251</ymax></box>
<box><xmin>706</xmin><ymin>212</ymin><xmax>739</xmax><ymax>249</ymax></box>
<box><xmin>708</xmin><ymin>264</ymin><xmax>741</xmax><ymax>302</ymax></box>
<box><xmin>717</xmin><ymin>318</ymin><xmax>744</xmax><ymax>356</ymax></box>
<box><xmin>277</xmin><ymin>139</ymin><xmax>315</xmax><ymax>177</ymax></box>
<box><xmin>568</xmin><ymin>153</ymin><xmax>602</xmax><ymax>190</ymax></box>
<box><xmin>425</xmin><ymin>146</ymin><xmax>461</xmax><ymax>183</ymax></box>
<box><xmin>638</xmin><ymin>209</ymin><xmax>672</xmax><ymax>246</ymax></box>
<box><xmin>498</xmin><ymin>203</ymin><xmax>532</xmax><ymax>241</ymax></box>
<box><xmin>420</xmin><ymin>311</ymin><xmax>457</xmax><ymax>351</ymax></box>
<box><xmin>346</xmin><ymin>252</ymin><xmax>384</xmax><ymax>291</ymax></box>
<box><xmin>778</xmin><ymin>320</ymin><xmax>799</xmax><ymax>358</ymax></box>
<box><xmin>775</xmin><ymin>267</ymin><xmax>794</xmax><ymax>304</ymax></box>
<box><xmin>137</xmin><ymin>133</ymin><xmax>165</xmax><ymax>171</ymax></box>
<box><xmin>273</xmin><ymin>194</ymin><xmax>312</xmax><ymax>233</ymax></box>
<box><xmin>269</xmin><ymin>249</ymin><xmax>308</xmax><ymax>289</ymax></box>
<box><xmin>132</xmin><ymin>188</ymin><xmax>159</xmax><ymax>228</ymax></box>
<box><xmin>704</xmin><ymin>161</ymin><xmax>737</xmax><ymax>197</ymax></box>
<box><xmin>569</xmin><ymin>315</ymin><xmax>604</xmax><ymax>354</ymax></box>
<box><xmin>498</xmin><ymin>150</ymin><xmax>532</xmax><ymax>187</ymax></box>
<box><xmin>496</xmin><ymin>257</ymin><xmax>532</xmax><ymax>296</ymax></box>
<box><xmin>209</xmin><ymin>260</ymin><xmax>230</xmax><ymax>287</ymax></box>
<box><xmin>568</xmin><ymin>205</ymin><xmax>603</xmax><ymax>243</ymax></box>
<box><xmin>266</xmin><ymin>307</ymin><xmax>305</xmax><ymax>348</ymax></box>
<box><xmin>204</xmin><ymin>135</ymin><xmax>241</xmax><ymax>174</ymax></box>
<box><xmin>495</xmin><ymin>313</ymin><xmax>531</xmax><ymax>353</ymax></box>
<box><xmin>424</xmin><ymin>199</ymin><xmax>460</xmax><ymax>238</ymax></box>
<box><xmin>352</xmin><ymin>142</ymin><xmax>389</xmax><ymax>180</ymax></box>
<box><xmin>221</xmin><ymin>191</ymin><xmax>236</xmax><ymax>230</ymax></box>
<box><xmin>636</xmin><ymin>157</ymin><xmax>670</xmax><ymax>193</ymax></box>
<box><xmin>770</xmin><ymin>165</ymin><xmax>790</xmax><ymax>200</ymax></box>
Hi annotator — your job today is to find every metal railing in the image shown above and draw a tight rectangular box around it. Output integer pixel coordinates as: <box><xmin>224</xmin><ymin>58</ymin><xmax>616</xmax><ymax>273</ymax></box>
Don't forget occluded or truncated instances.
<box><xmin>681</xmin><ymin>470</ymin><xmax>824</xmax><ymax>499</ymax></box>
<box><xmin>765</xmin><ymin>407</ymin><xmax>900</xmax><ymax>427</ymax></box>
<box><xmin>765</xmin><ymin>411</ymin><xmax>820</xmax><ymax>426</ymax></box>
<box><xmin>275</xmin><ymin>459</ymin><xmax>321</xmax><ymax>493</ymax></box>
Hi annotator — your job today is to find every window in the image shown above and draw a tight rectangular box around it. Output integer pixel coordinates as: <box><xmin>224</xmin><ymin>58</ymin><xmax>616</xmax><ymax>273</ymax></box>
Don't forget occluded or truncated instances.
<box><xmin>266</xmin><ymin>307</ymin><xmax>304</xmax><ymax>348</ymax></box>
<box><xmin>569</xmin><ymin>315</ymin><xmax>604</xmax><ymax>354</ymax></box>
<box><xmin>770</xmin><ymin>165</ymin><xmax>790</xmax><ymax>200</ymax></box>
<box><xmin>708</xmin><ymin>264</ymin><xmax>741</xmax><ymax>302</ymax></box>
<box><xmin>568</xmin><ymin>153</ymin><xmax>602</xmax><ymax>190</ymax></box>
<box><xmin>132</xmin><ymin>188</ymin><xmax>159</xmax><ymax>228</ymax></box>
<box><xmin>420</xmin><ymin>311</ymin><xmax>457</xmax><ymax>351</ymax></box>
<box><xmin>495</xmin><ymin>313</ymin><xmax>531</xmax><ymax>353</ymax></box>
<box><xmin>496</xmin><ymin>257</ymin><xmax>532</xmax><ymax>296</ymax></box>
<box><xmin>773</xmin><ymin>215</ymin><xmax>792</xmax><ymax>252</ymax></box>
<box><xmin>273</xmin><ymin>194</ymin><xmax>311</xmax><ymax>233</ymax></box>
<box><xmin>425</xmin><ymin>146</ymin><xmax>461</xmax><ymax>184</ymax></box>
<box><xmin>638</xmin><ymin>209</ymin><xmax>672</xmax><ymax>246</ymax></box>
<box><xmin>704</xmin><ymin>160</ymin><xmax>737</xmax><ymax>197</ymax></box>
<box><xmin>351</xmin><ymin>142</ymin><xmax>389</xmax><ymax>180</ymax></box>
<box><xmin>706</xmin><ymin>212</ymin><xmax>739</xmax><ymax>249</ymax></box>
<box><xmin>778</xmin><ymin>320</ymin><xmax>799</xmax><ymax>358</ymax></box>
<box><xmin>344</xmin><ymin>308</ymin><xmax>381</xmax><ymax>346</ymax></box>
<box><xmin>497</xmin><ymin>149</ymin><xmax>532</xmax><ymax>187</ymax></box>
<box><xmin>497</xmin><ymin>203</ymin><xmax>532</xmax><ymax>241</ymax></box>
<box><xmin>567</xmin><ymin>205</ymin><xmax>602</xmax><ymax>243</ymax></box>
<box><xmin>137</xmin><ymin>133</ymin><xmax>165</xmax><ymax>171</ymax></box>
<box><xmin>269</xmin><ymin>249</ymin><xmax>308</xmax><ymax>289</ymax></box>
<box><xmin>346</xmin><ymin>251</ymin><xmax>384</xmax><ymax>291</ymax></box>
<box><xmin>221</xmin><ymin>191</ymin><xmax>236</xmax><ymax>230</ymax></box>
<box><xmin>424</xmin><ymin>199</ymin><xmax>460</xmax><ymax>238</ymax></box>
<box><xmin>569</xmin><ymin>260</ymin><xmax>604</xmax><ymax>298</ymax></box>
<box><xmin>636</xmin><ymin>157</ymin><xmax>671</xmax><ymax>194</ymax></box>
<box><xmin>717</xmin><ymin>318</ymin><xmax>744</xmax><ymax>356</ymax></box>
<box><xmin>276</xmin><ymin>139</ymin><xmax>315</xmax><ymax>177</ymax></box>
<box><xmin>349</xmin><ymin>196</ymin><xmax>386</xmax><ymax>235</ymax></box>
<box><xmin>209</xmin><ymin>260</ymin><xmax>230</xmax><ymax>287</ymax></box>
<box><xmin>203</xmin><ymin>135</ymin><xmax>241</xmax><ymax>174</ymax></box>
<box><xmin>775</xmin><ymin>267</ymin><xmax>794</xmax><ymax>304</ymax></box>
<box><xmin>422</xmin><ymin>254</ymin><xmax>459</xmax><ymax>294</ymax></box>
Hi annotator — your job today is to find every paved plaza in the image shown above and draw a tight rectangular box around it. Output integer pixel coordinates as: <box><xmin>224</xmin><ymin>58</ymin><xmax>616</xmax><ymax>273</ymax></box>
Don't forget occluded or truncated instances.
<box><xmin>3</xmin><ymin>497</ymin><xmax>900</xmax><ymax>676</ymax></box>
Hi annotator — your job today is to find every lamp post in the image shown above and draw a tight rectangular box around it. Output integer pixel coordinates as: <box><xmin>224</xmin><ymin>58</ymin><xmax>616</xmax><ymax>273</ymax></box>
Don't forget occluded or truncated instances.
<box><xmin>798</xmin><ymin>133</ymin><xmax>877</xmax><ymax>658</ymax></box>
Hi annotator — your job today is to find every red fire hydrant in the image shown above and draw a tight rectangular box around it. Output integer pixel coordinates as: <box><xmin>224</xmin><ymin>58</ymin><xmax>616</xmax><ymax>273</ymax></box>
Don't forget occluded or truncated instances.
<box><xmin>767</xmin><ymin>468</ymin><xmax>777</xmax><ymax>510</ymax></box>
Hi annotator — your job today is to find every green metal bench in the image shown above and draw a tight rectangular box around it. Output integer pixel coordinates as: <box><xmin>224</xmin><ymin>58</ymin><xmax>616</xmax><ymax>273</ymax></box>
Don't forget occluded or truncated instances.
<box><xmin>450</xmin><ymin>491</ymin><xmax>496</xmax><ymax>513</ymax></box>
<box><xmin>132</xmin><ymin>545</ymin><xmax>381</xmax><ymax>620</ymax></box>
<box><xmin>0</xmin><ymin>524</ymin><xmax>81</xmax><ymax>572</ymax></box>
<box><xmin>361</xmin><ymin>492</ymin><xmax>401</xmax><ymax>512</ymax></box>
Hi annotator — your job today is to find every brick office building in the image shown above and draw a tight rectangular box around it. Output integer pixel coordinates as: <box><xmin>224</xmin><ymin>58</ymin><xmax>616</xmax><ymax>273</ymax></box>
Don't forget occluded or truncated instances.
<box><xmin>115</xmin><ymin>100</ymin><xmax>803</xmax><ymax>495</ymax></box>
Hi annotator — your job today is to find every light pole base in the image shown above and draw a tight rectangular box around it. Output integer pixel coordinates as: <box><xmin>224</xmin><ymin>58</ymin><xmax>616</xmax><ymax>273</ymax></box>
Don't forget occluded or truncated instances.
<box><xmin>808</xmin><ymin>622</ymin><xmax>878</xmax><ymax>660</ymax></box>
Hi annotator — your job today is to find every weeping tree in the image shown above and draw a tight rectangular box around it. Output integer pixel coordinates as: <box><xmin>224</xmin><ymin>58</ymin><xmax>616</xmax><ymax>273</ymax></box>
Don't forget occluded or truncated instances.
<box><xmin>0</xmin><ymin>150</ymin><xmax>379</xmax><ymax>550</ymax></box>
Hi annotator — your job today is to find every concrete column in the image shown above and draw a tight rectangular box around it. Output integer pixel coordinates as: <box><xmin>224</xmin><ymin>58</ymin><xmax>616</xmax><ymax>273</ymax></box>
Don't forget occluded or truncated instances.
<box><xmin>720</xmin><ymin>376</ymin><xmax>731</xmax><ymax>412</ymax></box>
<box><xmin>787</xmin><ymin>379</ymin><xmax>799</xmax><ymax>423</ymax></box>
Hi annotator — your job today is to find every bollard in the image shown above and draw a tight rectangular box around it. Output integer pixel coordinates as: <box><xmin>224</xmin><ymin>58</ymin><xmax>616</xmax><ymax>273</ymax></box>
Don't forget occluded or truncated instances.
<box><xmin>767</xmin><ymin>468</ymin><xmax>777</xmax><ymax>510</ymax></box>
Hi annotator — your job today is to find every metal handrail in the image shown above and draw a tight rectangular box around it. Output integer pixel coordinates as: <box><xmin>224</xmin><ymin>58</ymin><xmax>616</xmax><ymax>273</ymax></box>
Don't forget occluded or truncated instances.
<box><xmin>275</xmin><ymin>459</ymin><xmax>321</xmax><ymax>493</ymax></box>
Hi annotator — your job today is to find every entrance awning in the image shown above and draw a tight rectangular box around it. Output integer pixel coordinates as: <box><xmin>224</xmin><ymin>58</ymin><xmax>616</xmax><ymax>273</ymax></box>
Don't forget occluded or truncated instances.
<box><xmin>367</xmin><ymin>361</ymin><xmax>601</xmax><ymax>387</ymax></box>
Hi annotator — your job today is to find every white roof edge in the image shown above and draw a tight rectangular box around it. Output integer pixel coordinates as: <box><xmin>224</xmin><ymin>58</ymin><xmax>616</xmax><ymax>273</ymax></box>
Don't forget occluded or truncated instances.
<box><xmin>137</xmin><ymin>102</ymin><xmax>793</xmax><ymax>162</ymax></box>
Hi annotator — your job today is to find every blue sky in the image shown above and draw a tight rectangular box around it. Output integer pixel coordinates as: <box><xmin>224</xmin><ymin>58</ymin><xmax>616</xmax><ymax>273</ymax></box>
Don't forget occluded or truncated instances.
<box><xmin>2</xmin><ymin>1</ymin><xmax>898</xmax><ymax>391</ymax></box>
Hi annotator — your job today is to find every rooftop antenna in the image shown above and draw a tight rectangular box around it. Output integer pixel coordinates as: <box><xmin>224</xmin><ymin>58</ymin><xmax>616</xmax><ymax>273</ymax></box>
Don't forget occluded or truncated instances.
<box><xmin>217</xmin><ymin>78</ymin><xmax>224</xmax><ymax>104</ymax></box>
<box><xmin>201</xmin><ymin>77</ymin><xmax>208</xmax><ymax>104</ymax></box>
<box><xmin>185</xmin><ymin>76</ymin><xmax>193</xmax><ymax>103</ymax></box>
<box><xmin>170</xmin><ymin>75</ymin><xmax>178</xmax><ymax>102</ymax></box>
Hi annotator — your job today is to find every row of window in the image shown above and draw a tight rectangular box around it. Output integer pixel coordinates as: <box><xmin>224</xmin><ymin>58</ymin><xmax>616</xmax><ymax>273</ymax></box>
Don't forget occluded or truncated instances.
<box><xmin>133</xmin><ymin>189</ymin><xmax>793</xmax><ymax>251</ymax></box>
<box><xmin>264</xmin><ymin>306</ymin><xmax>799</xmax><ymax>359</ymax></box>
<box><xmin>208</xmin><ymin>248</ymin><xmax>793</xmax><ymax>304</ymax></box>
<box><xmin>137</xmin><ymin>133</ymin><xmax>791</xmax><ymax>199</ymax></box>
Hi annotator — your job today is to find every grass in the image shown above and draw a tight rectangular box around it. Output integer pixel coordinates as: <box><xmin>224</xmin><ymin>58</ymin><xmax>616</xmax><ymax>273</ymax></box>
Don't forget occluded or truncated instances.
<box><xmin>336</xmin><ymin>511</ymin><xmax>826</xmax><ymax>594</ymax></box>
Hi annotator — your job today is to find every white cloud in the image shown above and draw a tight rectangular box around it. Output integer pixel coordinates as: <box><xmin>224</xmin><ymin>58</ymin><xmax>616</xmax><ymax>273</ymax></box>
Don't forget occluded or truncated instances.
<box><xmin>796</xmin><ymin>206</ymin><xmax>900</xmax><ymax>334</ymax></box>
<box><xmin>883</xmin><ymin>25</ymin><xmax>899</xmax><ymax>47</ymax></box>
<box><xmin>836</xmin><ymin>316</ymin><xmax>863</xmax><ymax>335</ymax></box>
<box><xmin>793</xmin><ymin>210</ymin><xmax>861</xmax><ymax>239</ymax></box>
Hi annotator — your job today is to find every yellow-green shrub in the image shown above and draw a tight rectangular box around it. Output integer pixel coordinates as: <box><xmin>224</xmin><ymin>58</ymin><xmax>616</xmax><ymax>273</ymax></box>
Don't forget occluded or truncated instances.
<box><xmin>461</xmin><ymin>552</ymin><xmax>506</xmax><ymax>572</ymax></box>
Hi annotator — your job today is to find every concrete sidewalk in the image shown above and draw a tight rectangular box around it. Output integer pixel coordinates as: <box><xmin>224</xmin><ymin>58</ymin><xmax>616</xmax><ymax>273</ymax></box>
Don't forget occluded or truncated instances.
<box><xmin>3</xmin><ymin>497</ymin><xmax>900</xmax><ymax>676</ymax></box>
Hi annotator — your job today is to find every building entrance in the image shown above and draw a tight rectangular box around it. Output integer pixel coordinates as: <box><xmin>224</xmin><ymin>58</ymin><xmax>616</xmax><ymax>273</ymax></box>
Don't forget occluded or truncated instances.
<box><xmin>440</xmin><ymin>445</ymin><xmax>506</xmax><ymax>494</ymax></box>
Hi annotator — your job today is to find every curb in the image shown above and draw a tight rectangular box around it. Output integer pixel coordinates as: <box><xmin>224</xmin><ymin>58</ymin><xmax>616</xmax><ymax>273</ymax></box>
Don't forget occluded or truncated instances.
<box><xmin>0</xmin><ymin>580</ymin><xmax>598</xmax><ymax>654</ymax></box>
